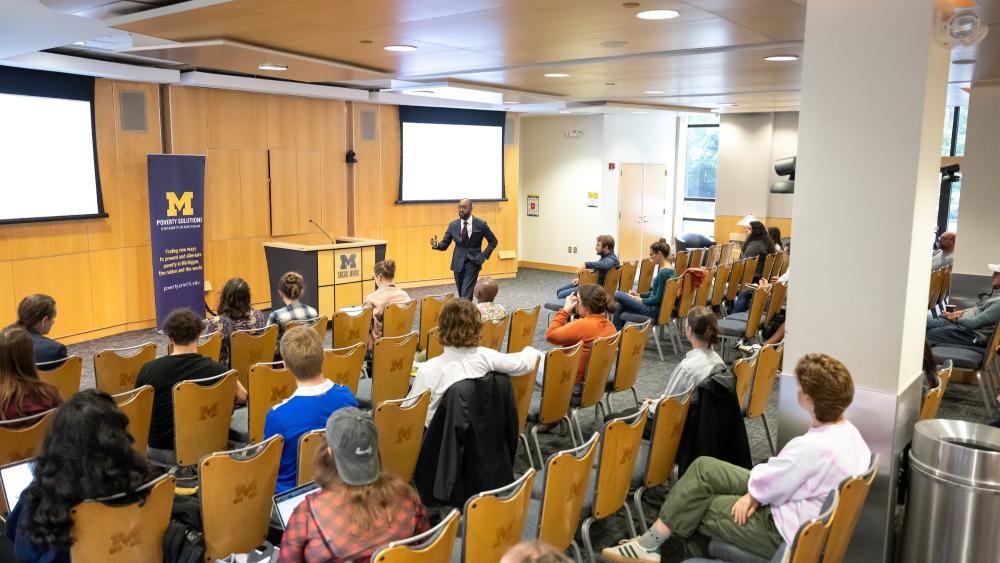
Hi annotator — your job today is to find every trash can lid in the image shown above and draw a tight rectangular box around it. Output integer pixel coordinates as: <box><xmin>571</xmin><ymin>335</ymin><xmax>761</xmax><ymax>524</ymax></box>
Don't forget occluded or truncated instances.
<box><xmin>912</xmin><ymin>419</ymin><xmax>1000</xmax><ymax>488</ymax></box>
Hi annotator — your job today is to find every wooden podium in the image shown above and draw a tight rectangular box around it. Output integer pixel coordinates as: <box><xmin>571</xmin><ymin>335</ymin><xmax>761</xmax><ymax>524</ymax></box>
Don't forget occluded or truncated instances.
<box><xmin>263</xmin><ymin>237</ymin><xmax>387</xmax><ymax>318</ymax></box>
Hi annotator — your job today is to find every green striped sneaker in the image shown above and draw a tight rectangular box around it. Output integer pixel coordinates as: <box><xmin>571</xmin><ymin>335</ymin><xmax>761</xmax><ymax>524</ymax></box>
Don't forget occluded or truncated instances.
<box><xmin>600</xmin><ymin>537</ymin><xmax>660</xmax><ymax>561</ymax></box>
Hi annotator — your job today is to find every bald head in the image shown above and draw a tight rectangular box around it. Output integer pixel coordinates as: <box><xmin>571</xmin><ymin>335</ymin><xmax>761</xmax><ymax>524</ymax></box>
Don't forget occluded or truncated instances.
<box><xmin>474</xmin><ymin>276</ymin><xmax>499</xmax><ymax>303</ymax></box>
<box><xmin>939</xmin><ymin>232</ymin><xmax>956</xmax><ymax>252</ymax></box>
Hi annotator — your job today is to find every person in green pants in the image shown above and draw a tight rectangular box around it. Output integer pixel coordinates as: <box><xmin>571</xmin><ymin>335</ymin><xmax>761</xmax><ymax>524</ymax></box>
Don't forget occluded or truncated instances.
<box><xmin>602</xmin><ymin>353</ymin><xmax>872</xmax><ymax>562</ymax></box>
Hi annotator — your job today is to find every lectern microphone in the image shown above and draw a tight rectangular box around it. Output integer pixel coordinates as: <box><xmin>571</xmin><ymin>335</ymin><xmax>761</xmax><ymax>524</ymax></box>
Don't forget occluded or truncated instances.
<box><xmin>308</xmin><ymin>219</ymin><xmax>335</xmax><ymax>245</ymax></box>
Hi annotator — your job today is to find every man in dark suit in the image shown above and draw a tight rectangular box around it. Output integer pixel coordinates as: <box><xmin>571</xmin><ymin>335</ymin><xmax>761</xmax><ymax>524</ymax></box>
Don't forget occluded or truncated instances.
<box><xmin>430</xmin><ymin>198</ymin><xmax>498</xmax><ymax>299</ymax></box>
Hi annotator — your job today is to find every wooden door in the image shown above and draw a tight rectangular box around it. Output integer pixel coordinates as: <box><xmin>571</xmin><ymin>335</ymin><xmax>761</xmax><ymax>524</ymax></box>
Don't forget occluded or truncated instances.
<box><xmin>642</xmin><ymin>164</ymin><xmax>668</xmax><ymax>247</ymax></box>
<box><xmin>617</xmin><ymin>164</ymin><xmax>645</xmax><ymax>262</ymax></box>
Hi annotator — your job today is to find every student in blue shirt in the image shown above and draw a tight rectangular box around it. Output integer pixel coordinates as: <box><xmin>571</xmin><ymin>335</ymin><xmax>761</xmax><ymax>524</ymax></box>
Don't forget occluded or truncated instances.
<box><xmin>612</xmin><ymin>238</ymin><xmax>675</xmax><ymax>330</ymax></box>
<box><xmin>264</xmin><ymin>325</ymin><xmax>357</xmax><ymax>493</ymax></box>
<box><xmin>555</xmin><ymin>235</ymin><xmax>621</xmax><ymax>298</ymax></box>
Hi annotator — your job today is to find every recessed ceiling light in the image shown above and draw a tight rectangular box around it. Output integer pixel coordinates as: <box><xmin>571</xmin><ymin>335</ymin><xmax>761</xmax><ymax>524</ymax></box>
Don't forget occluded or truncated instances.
<box><xmin>504</xmin><ymin>101</ymin><xmax>519</xmax><ymax>104</ymax></box>
<box><xmin>601</xmin><ymin>40</ymin><xmax>630</xmax><ymax>48</ymax></box>
<box><xmin>952</xmin><ymin>58</ymin><xmax>977</xmax><ymax>65</ymax></box>
<box><xmin>258</xmin><ymin>63</ymin><xmax>287</xmax><ymax>71</ymax></box>
<box><xmin>636</xmin><ymin>9</ymin><xmax>680</xmax><ymax>20</ymax></box>
<box><xmin>559</xmin><ymin>110</ymin><xmax>572</xmax><ymax>114</ymax></box>
<box><xmin>644</xmin><ymin>90</ymin><xmax>665</xmax><ymax>94</ymax></box>
<box><xmin>544</xmin><ymin>73</ymin><xmax>570</xmax><ymax>78</ymax></box>
<box><xmin>411</xmin><ymin>90</ymin><xmax>434</xmax><ymax>94</ymax></box>
<box><xmin>632</xmin><ymin>111</ymin><xmax>647</xmax><ymax>114</ymax></box>
<box><xmin>716</xmin><ymin>103</ymin><xmax>738</xmax><ymax>108</ymax></box>
<box><xmin>764</xmin><ymin>55</ymin><xmax>799</xmax><ymax>62</ymax></box>
<box><xmin>384</xmin><ymin>45</ymin><xmax>417</xmax><ymax>52</ymax></box>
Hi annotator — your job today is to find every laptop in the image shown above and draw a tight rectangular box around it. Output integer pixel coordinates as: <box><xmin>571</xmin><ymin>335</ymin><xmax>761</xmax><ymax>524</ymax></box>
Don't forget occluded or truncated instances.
<box><xmin>272</xmin><ymin>481</ymin><xmax>319</xmax><ymax>530</ymax></box>
<box><xmin>1</xmin><ymin>458</ymin><xmax>36</xmax><ymax>514</ymax></box>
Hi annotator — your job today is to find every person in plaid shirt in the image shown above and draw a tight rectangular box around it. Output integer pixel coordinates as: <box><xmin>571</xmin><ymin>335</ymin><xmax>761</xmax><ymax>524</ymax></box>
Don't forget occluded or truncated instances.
<box><xmin>277</xmin><ymin>407</ymin><xmax>429</xmax><ymax>562</ymax></box>
<box><xmin>267</xmin><ymin>271</ymin><xmax>319</xmax><ymax>341</ymax></box>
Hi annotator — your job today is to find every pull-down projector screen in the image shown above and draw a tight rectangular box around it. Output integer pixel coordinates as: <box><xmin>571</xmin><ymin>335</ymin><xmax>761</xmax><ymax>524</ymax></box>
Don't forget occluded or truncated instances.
<box><xmin>398</xmin><ymin>106</ymin><xmax>506</xmax><ymax>203</ymax></box>
<box><xmin>0</xmin><ymin>66</ymin><xmax>105</xmax><ymax>224</ymax></box>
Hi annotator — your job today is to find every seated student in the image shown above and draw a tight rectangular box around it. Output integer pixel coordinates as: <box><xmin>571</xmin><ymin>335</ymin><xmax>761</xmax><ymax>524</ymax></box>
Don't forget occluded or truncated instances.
<box><xmin>137</xmin><ymin>308</ymin><xmax>247</xmax><ymax>465</ymax></box>
<box><xmin>555</xmin><ymin>235</ymin><xmax>621</xmax><ymax>299</ymax></box>
<box><xmin>11</xmin><ymin>294</ymin><xmax>67</xmax><ymax>364</ymax></box>
<box><xmin>205</xmin><ymin>277</ymin><xmax>268</xmax><ymax>367</ymax></box>
<box><xmin>277</xmin><ymin>407</ymin><xmax>429</xmax><ymax>562</ymax></box>
<box><xmin>602</xmin><ymin>353</ymin><xmax>871</xmax><ymax>562</ymax></box>
<box><xmin>409</xmin><ymin>299</ymin><xmax>537</xmax><ymax>426</ymax></box>
<box><xmin>265</xmin><ymin>326</ymin><xmax>357</xmax><ymax>493</ymax></box>
<box><xmin>657</xmin><ymin>307</ymin><xmax>724</xmax><ymax>401</ymax></box>
<box><xmin>732</xmin><ymin>221</ymin><xmax>773</xmax><ymax>314</ymax></box>
<box><xmin>267</xmin><ymin>271</ymin><xmax>319</xmax><ymax>340</ymax></box>
<box><xmin>926</xmin><ymin>263</ymin><xmax>1000</xmax><ymax>348</ymax></box>
<box><xmin>5</xmin><ymin>390</ymin><xmax>153</xmax><ymax>563</ymax></box>
<box><xmin>0</xmin><ymin>327</ymin><xmax>62</xmax><ymax>423</ymax></box>
<box><xmin>362</xmin><ymin>259</ymin><xmax>411</xmax><ymax>350</ymax></box>
<box><xmin>612</xmin><ymin>239</ymin><xmax>674</xmax><ymax>330</ymax></box>
<box><xmin>932</xmin><ymin>231</ymin><xmax>956</xmax><ymax>270</ymax></box>
<box><xmin>535</xmin><ymin>285</ymin><xmax>616</xmax><ymax>413</ymax></box>
<box><xmin>768</xmin><ymin>226</ymin><xmax>784</xmax><ymax>253</ymax></box>
<box><xmin>475</xmin><ymin>276</ymin><xmax>507</xmax><ymax>321</ymax></box>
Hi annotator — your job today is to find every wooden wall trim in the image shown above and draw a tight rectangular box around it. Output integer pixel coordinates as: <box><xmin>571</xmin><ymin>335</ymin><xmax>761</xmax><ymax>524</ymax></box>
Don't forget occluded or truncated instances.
<box><xmin>518</xmin><ymin>261</ymin><xmax>578</xmax><ymax>273</ymax></box>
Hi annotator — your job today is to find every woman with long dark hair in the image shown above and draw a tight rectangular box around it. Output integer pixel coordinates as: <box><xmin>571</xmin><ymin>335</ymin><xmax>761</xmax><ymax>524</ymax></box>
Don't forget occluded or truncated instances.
<box><xmin>732</xmin><ymin>221</ymin><xmax>773</xmax><ymax>313</ymax></box>
<box><xmin>12</xmin><ymin>294</ymin><xmax>66</xmax><ymax>363</ymax></box>
<box><xmin>277</xmin><ymin>407</ymin><xmax>428</xmax><ymax>562</ymax></box>
<box><xmin>0</xmin><ymin>327</ymin><xmax>61</xmax><ymax>423</ymax></box>
<box><xmin>205</xmin><ymin>277</ymin><xmax>267</xmax><ymax>367</ymax></box>
<box><xmin>5</xmin><ymin>390</ymin><xmax>152</xmax><ymax>563</ymax></box>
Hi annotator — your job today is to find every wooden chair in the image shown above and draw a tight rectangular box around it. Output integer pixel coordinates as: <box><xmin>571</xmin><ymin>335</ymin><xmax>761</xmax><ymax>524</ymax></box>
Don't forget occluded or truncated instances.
<box><xmin>247</xmin><ymin>362</ymin><xmax>295</xmax><ymax>442</ymax></box>
<box><xmin>571</xmin><ymin>332</ymin><xmax>621</xmax><ymax>441</ymax></box>
<box><xmin>786</xmin><ymin>490</ymin><xmax>839</xmax><ymax>563</ymax></box>
<box><xmin>719</xmin><ymin>241</ymin><xmax>735</xmax><ymax>266</ymax></box>
<box><xmin>578</xmin><ymin>268</ymin><xmax>599</xmax><ymax>286</ymax></box>
<box><xmin>619</xmin><ymin>276</ymin><xmax>681</xmax><ymax>361</ymax></box>
<box><xmin>112</xmin><ymin>385</ymin><xmax>154</xmax><ymax>453</ymax></box>
<box><xmin>940</xmin><ymin>265</ymin><xmax>953</xmax><ymax>305</ymax></box>
<box><xmin>511</xmin><ymin>358</ymin><xmax>540</xmax><ymax>469</ymax></box>
<box><xmin>928</xmin><ymin>269</ymin><xmax>944</xmax><ymax>311</ymax></box>
<box><xmin>724</xmin><ymin>259</ymin><xmax>747</xmax><ymax>309</ymax></box>
<box><xmin>618</xmin><ymin>260</ymin><xmax>639</xmax><ymax>292</ymax></box>
<box><xmin>285</xmin><ymin>315</ymin><xmax>329</xmax><ymax>340</ymax></box>
<box><xmin>732</xmin><ymin>355</ymin><xmax>757</xmax><ymax>412</ymax></box>
<box><xmin>746</xmin><ymin>343</ymin><xmax>784</xmax><ymax>455</ymax></box>
<box><xmin>533</xmin><ymin>433</ymin><xmax>599</xmax><ymax>561</ymax></box>
<box><xmin>200</xmin><ymin>436</ymin><xmax>283</xmax><ymax>561</ymax></box>
<box><xmin>0</xmin><ymin>409</ymin><xmax>56</xmax><ymax>465</ymax></box>
<box><xmin>297</xmin><ymin>429</ymin><xmax>325</xmax><ymax>486</ymax></box>
<box><xmin>372</xmin><ymin>508</ymin><xmax>460</xmax><ymax>563</ymax></box>
<box><xmin>580</xmin><ymin>405</ymin><xmax>649</xmax><ymax>562</ymax></box>
<box><xmin>95</xmin><ymin>342</ymin><xmax>157</xmax><ymax>395</ymax></box>
<box><xmin>418</xmin><ymin>292</ymin><xmax>453</xmax><ymax>350</ymax></box>
<box><xmin>674</xmin><ymin>251</ymin><xmax>689</xmax><ymax>276</ymax></box>
<box><xmin>605</xmin><ymin>320</ymin><xmax>651</xmax><ymax>410</ymax></box>
<box><xmin>694</xmin><ymin>266</ymin><xmax>714</xmax><ymax>308</ymax></box>
<box><xmin>230</xmin><ymin>324</ymin><xmax>278</xmax><ymax>389</ymax></box>
<box><xmin>741</xmin><ymin>255</ymin><xmax>760</xmax><ymax>286</ymax></box>
<box><xmin>333</xmin><ymin>307</ymin><xmax>373</xmax><ymax>349</ymax></box>
<box><xmin>322</xmin><ymin>342</ymin><xmax>365</xmax><ymax>395</ymax></box>
<box><xmin>382</xmin><ymin>300</ymin><xmax>417</xmax><ymax>339</ymax></box>
<box><xmin>674</xmin><ymin>273</ymin><xmax>696</xmax><ymax>339</ymax></box>
<box><xmin>821</xmin><ymin>455</ymin><xmax>879</xmax><ymax>563</ymax></box>
<box><xmin>198</xmin><ymin>331</ymin><xmax>222</xmax><ymax>362</ymax></box>
<box><xmin>689</xmin><ymin>247</ymin><xmax>705</xmax><ymax>269</ymax></box>
<box><xmin>602</xmin><ymin>266</ymin><xmax>623</xmax><ymax>297</ymax></box>
<box><xmin>37</xmin><ymin>355</ymin><xmax>82</xmax><ymax>401</ymax></box>
<box><xmin>360</xmin><ymin>332</ymin><xmax>418</xmax><ymax>407</ymax></box>
<box><xmin>172</xmin><ymin>370</ymin><xmax>238</xmax><ymax>467</ymax></box>
<box><xmin>765</xmin><ymin>280</ymin><xmax>788</xmax><ymax>325</ymax></box>
<box><xmin>460</xmin><ymin>469</ymin><xmax>536</xmax><ymax>563</ymax></box>
<box><xmin>479</xmin><ymin>316</ymin><xmax>510</xmax><ymax>351</ymax></box>
<box><xmin>632</xmin><ymin>389</ymin><xmax>692</xmax><ymax>531</ymax></box>
<box><xmin>636</xmin><ymin>258</ymin><xmax>655</xmax><ymax>294</ymax></box>
<box><xmin>69</xmin><ymin>474</ymin><xmax>176</xmax><ymax>563</ymax></box>
<box><xmin>426</xmin><ymin>328</ymin><xmax>444</xmax><ymax>360</ymax></box>
<box><xmin>507</xmin><ymin>305</ymin><xmax>540</xmax><ymax>353</ymax></box>
<box><xmin>532</xmin><ymin>343</ymin><xmax>584</xmax><ymax>464</ymax></box>
<box><xmin>374</xmin><ymin>390</ymin><xmax>430</xmax><ymax>482</ymax></box>
<box><xmin>761</xmin><ymin>253</ymin><xmax>777</xmax><ymax>282</ymax></box>
<box><xmin>710</xmin><ymin>263</ymin><xmax>731</xmax><ymax>309</ymax></box>
<box><xmin>706</xmin><ymin>244</ymin><xmax>722</xmax><ymax>268</ymax></box>
<box><xmin>718</xmin><ymin>285</ymin><xmax>769</xmax><ymax>357</ymax></box>
<box><xmin>932</xmin><ymin>317</ymin><xmax>1000</xmax><ymax>411</ymax></box>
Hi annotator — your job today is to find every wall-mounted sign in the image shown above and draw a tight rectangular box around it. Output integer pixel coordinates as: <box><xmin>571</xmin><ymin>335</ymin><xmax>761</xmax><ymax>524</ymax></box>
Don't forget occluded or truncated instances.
<box><xmin>587</xmin><ymin>191</ymin><xmax>599</xmax><ymax>208</ymax></box>
<box><xmin>527</xmin><ymin>194</ymin><xmax>539</xmax><ymax>217</ymax></box>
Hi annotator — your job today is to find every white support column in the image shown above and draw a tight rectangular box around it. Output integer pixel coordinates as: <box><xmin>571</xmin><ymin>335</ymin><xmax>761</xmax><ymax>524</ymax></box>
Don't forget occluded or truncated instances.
<box><xmin>780</xmin><ymin>0</ymin><xmax>950</xmax><ymax>560</ymax></box>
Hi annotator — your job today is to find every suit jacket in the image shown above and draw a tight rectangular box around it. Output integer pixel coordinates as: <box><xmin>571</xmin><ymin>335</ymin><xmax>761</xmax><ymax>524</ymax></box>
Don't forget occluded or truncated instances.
<box><xmin>433</xmin><ymin>216</ymin><xmax>498</xmax><ymax>273</ymax></box>
<box><xmin>413</xmin><ymin>372</ymin><xmax>518</xmax><ymax>508</ymax></box>
<box><xmin>32</xmin><ymin>333</ymin><xmax>67</xmax><ymax>364</ymax></box>
<box><xmin>362</xmin><ymin>284</ymin><xmax>411</xmax><ymax>348</ymax></box>
<box><xmin>675</xmin><ymin>365</ymin><xmax>753</xmax><ymax>476</ymax></box>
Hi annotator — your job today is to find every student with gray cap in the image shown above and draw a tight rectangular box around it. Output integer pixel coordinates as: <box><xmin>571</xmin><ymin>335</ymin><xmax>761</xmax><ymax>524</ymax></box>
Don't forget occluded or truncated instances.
<box><xmin>276</xmin><ymin>407</ymin><xmax>429</xmax><ymax>562</ymax></box>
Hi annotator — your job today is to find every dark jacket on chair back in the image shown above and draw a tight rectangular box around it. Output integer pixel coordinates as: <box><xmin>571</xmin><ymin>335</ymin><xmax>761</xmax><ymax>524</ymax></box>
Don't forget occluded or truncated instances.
<box><xmin>675</xmin><ymin>365</ymin><xmax>753</xmax><ymax>475</ymax></box>
<box><xmin>414</xmin><ymin>372</ymin><xmax>518</xmax><ymax>508</ymax></box>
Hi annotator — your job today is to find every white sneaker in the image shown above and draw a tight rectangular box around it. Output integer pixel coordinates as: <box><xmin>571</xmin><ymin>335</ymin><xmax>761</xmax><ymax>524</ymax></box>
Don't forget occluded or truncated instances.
<box><xmin>600</xmin><ymin>537</ymin><xmax>660</xmax><ymax>562</ymax></box>
<box><xmin>737</xmin><ymin>343</ymin><xmax>762</xmax><ymax>355</ymax></box>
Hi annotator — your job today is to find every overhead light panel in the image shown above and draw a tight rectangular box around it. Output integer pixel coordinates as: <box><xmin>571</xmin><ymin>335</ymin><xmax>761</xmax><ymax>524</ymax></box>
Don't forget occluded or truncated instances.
<box><xmin>258</xmin><ymin>63</ymin><xmax>287</xmax><ymax>71</ymax></box>
<box><xmin>636</xmin><ymin>9</ymin><xmax>680</xmax><ymax>20</ymax></box>
<box><xmin>384</xmin><ymin>45</ymin><xmax>417</xmax><ymax>52</ymax></box>
<box><xmin>644</xmin><ymin>90</ymin><xmax>665</xmax><ymax>94</ymax></box>
<box><xmin>764</xmin><ymin>55</ymin><xmax>799</xmax><ymax>62</ymax></box>
<box><xmin>544</xmin><ymin>73</ymin><xmax>570</xmax><ymax>78</ymax></box>
<box><xmin>387</xmin><ymin>84</ymin><xmax>504</xmax><ymax>104</ymax></box>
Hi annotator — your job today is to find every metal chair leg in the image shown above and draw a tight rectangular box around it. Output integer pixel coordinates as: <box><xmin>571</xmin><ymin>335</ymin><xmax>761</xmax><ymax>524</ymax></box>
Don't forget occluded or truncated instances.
<box><xmin>633</xmin><ymin>486</ymin><xmax>649</xmax><ymax>532</ymax></box>
<box><xmin>581</xmin><ymin>516</ymin><xmax>596</xmax><ymax>563</ymax></box>
<box><xmin>571</xmin><ymin>410</ymin><xmax>583</xmax><ymax>446</ymax></box>
<box><xmin>761</xmin><ymin>414</ymin><xmax>776</xmax><ymax>456</ymax></box>
<box><xmin>562</xmin><ymin>415</ymin><xmax>579</xmax><ymax>447</ymax></box>
<box><xmin>570</xmin><ymin>540</ymin><xmax>583</xmax><ymax>563</ymax></box>
<box><xmin>531</xmin><ymin>425</ymin><xmax>545</xmax><ymax>471</ymax></box>
<box><xmin>977</xmin><ymin>370</ymin><xmax>995</xmax><ymax>412</ymax></box>
<box><xmin>652</xmin><ymin>326</ymin><xmax>664</xmax><ymax>361</ymax></box>
<box><xmin>621</xmin><ymin>502</ymin><xmax>639</xmax><ymax>538</ymax></box>
<box><xmin>519</xmin><ymin>433</ymin><xmax>536</xmax><ymax>470</ymax></box>
<box><xmin>629</xmin><ymin>387</ymin><xmax>640</xmax><ymax>409</ymax></box>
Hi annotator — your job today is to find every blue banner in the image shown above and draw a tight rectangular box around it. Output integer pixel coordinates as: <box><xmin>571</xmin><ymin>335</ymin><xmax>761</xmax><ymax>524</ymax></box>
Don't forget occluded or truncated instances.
<box><xmin>147</xmin><ymin>154</ymin><xmax>206</xmax><ymax>327</ymax></box>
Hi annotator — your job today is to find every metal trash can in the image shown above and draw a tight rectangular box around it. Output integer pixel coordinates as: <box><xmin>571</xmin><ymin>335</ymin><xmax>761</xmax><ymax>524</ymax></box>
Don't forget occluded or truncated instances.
<box><xmin>902</xmin><ymin>419</ymin><xmax>1000</xmax><ymax>562</ymax></box>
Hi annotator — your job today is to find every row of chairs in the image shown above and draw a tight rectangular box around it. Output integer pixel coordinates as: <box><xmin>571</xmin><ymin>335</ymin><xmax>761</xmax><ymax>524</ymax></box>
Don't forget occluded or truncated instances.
<box><xmin>928</xmin><ymin>264</ymin><xmax>952</xmax><ymax>312</ymax></box>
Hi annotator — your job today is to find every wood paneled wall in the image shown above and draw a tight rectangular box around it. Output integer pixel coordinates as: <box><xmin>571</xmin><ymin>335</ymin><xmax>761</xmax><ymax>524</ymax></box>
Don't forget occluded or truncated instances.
<box><xmin>0</xmin><ymin>81</ymin><xmax>519</xmax><ymax>344</ymax></box>
<box><xmin>714</xmin><ymin>215</ymin><xmax>793</xmax><ymax>244</ymax></box>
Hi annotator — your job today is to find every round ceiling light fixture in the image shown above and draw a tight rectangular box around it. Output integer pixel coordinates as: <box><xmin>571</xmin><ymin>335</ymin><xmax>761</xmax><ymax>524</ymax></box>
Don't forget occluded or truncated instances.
<box><xmin>258</xmin><ymin>63</ymin><xmax>288</xmax><ymax>71</ymax></box>
<box><xmin>636</xmin><ymin>9</ymin><xmax>680</xmax><ymax>20</ymax></box>
<box><xmin>544</xmin><ymin>73</ymin><xmax>570</xmax><ymax>78</ymax></box>
<box><xmin>944</xmin><ymin>12</ymin><xmax>990</xmax><ymax>46</ymax></box>
<box><xmin>764</xmin><ymin>55</ymin><xmax>799</xmax><ymax>62</ymax></box>
<box><xmin>384</xmin><ymin>45</ymin><xmax>417</xmax><ymax>52</ymax></box>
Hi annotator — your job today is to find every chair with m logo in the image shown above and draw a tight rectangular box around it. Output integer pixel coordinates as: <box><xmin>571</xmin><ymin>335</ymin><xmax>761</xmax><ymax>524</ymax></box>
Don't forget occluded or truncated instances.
<box><xmin>247</xmin><ymin>362</ymin><xmax>295</xmax><ymax>443</ymax></box>
<box><xmin>604</xmin><ymin>320</ymin><xmax>651</xmax><ymax>411</ymax></box>
<box><xmin>418</xmin><ymin>292</ymin><xmax>454</xmax><ymax>351</ymax></box>
<box><xmin>172</xmin><ymin>370</ymin><xmax>238</xmax><ymax>467</ymax></box>
<box><xmin>357</xmin><ymin>332</ymin><xmax>418</xmax><ymax>408</ymax></box>
<box><xmin>200</xmin><ymin>436</ymin><xmax>282</xmax><ymax>561</ymax></box>
<box><xmin>285</xmin><ymin>315</ymin><xmax>329</xmax><ymax>340</ymax></box>
<box><xmin>197</xmin><ymin>331</ymin><xmax>223</xmax><ymax>363</ymax></box>
<box><xmin>374</xmin><ymin>390</ymin><xmax>430</xmax><ymax>482</ymax></box>
<box><xmin>95</xmin><ymin>342</ymin><xmax>157</xmax><ymax>395</ymax></box>
<box><xmin>230</xmin><ymin>324</ymin><xmax>278</xmax><ymax>389</ymax></box>
<box><xmin>296</xmin><ymin>430</ymin><xmax>325</xmax><ymax>486</ymax></box>
<box><xmin>530</xmin><ymin>343</ymin><xmax>584</xmax><ymax>465</ymax></box>
<box><xmin>333</xmin><ymin>307</ymin><xmax>372</xmax><ymax>350</ymax></box>
<box><xmin>37</xmin><ymin>355</ymin><xmax>82</xmax><ymax>401</ymax></box>
<box><xmin>570</xmin><ymin>332</ymin><xmax>621</xmax><ymax>442</ymax></box>
<box><xmin>457</xmin><ymin>469</ymin><xmax>536</xmax><ymax>562</ymax></box>
<box><xmin>425</xmin><ymin>328</ymin><xmax>444</xmax><ymax>360</ymax></box>
<box><xmin>632</xmin><ymin>387</ymin><xmax>693</xmax><ymax>531</ymax></box>
<box><xmin>112</xmin><ymin>385</ymin><xmax>154</xmax><ymax>454</ymax></box>
<box><xmin>0</xmin><ymin>408</ymin><xmax>56</xmax><ymax>466</ymax></box>
<box><xmin>479</xmin><ymin>316</ymin><xmax>510</xmax><ymax>351</ymax></box>
<box><xmin>382</xmin><ymin>300</ymin><xmax>417</xmax><ymax>339</ymax></box>
<box><xmin>506</xmin><ymin>305</ymin><xmax>540</xmax><ymax>354</ymax></box>
<box><xmin>322</xmin><ymin>342</ymin><xmax>365</xmax><ymax>395</ymax></box>
<box><xmin>69</xmin><ymin>474</ymin><xmax>176</xmax><ymax>562</ymax></box>
<box><xmin>372</xmin><ymin>508</ymin><xmax>460</xmax><ymax>563</ymax></box>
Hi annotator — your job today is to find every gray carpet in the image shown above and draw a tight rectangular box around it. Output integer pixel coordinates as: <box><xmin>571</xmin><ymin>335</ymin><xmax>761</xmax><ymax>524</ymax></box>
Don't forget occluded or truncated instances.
<box><xmin>64</xmin><ymin>268</ymin><xmax>991</xmax><ymax>562</ymax></box>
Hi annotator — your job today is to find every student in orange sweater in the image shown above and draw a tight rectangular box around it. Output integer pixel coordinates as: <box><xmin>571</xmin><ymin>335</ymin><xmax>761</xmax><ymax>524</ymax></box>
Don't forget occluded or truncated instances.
<box><xmin>531</xmin><ymin>284</ymin><xmax>616</xmax><ymax>416</ymax></box>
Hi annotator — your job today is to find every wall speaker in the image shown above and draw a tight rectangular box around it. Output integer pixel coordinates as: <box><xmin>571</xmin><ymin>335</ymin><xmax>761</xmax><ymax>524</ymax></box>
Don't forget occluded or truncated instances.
<box><xmin>119</xmin><ymin>91</ymin><xmax>147</xmax><ymax>133</ymax></box>
<box><xmin>361</xmin><ymin>110</ymin><xmax>376</xmax><ymax>140</ymax></box>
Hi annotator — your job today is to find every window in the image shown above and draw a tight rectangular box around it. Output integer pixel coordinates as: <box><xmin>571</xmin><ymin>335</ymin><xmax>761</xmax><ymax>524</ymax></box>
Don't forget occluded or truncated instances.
<box><xmin>682</xmin><ymin>114</ymin><xmax>719</xmax><ymax>236</ymax></box>
<box><xmin>937</xmin><ymin>106</ymin><xmax>968</xmax><ymax>234</ymax></box>
<box><xmin>941</xmin><ymin>106</ymin><xmax>968</xmax><ymax>157</ymax></box>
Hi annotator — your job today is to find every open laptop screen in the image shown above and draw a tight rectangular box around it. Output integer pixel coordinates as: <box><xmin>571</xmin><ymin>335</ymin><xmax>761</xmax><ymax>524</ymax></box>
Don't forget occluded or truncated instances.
<box><xmin>1</xmin><ymin>459</ymin><xmax>35</xmax><ymax>513</ymax></box>
<box><xmin>273</xmin><ymin>482</ymin><xmax>319</xmax><ymax>529</ymax></box>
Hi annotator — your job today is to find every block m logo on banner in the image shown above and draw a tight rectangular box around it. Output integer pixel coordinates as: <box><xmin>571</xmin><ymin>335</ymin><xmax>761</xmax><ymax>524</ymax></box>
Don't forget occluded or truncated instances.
<box><xmin>165</xmin><ymin>191</ymin><xmax>194</xmax><ymax>216</ymax></box>
<box><xmin>339</xmin><ymin>253</ymin><xmax>357</xmax><ymax>270</ymax></box>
